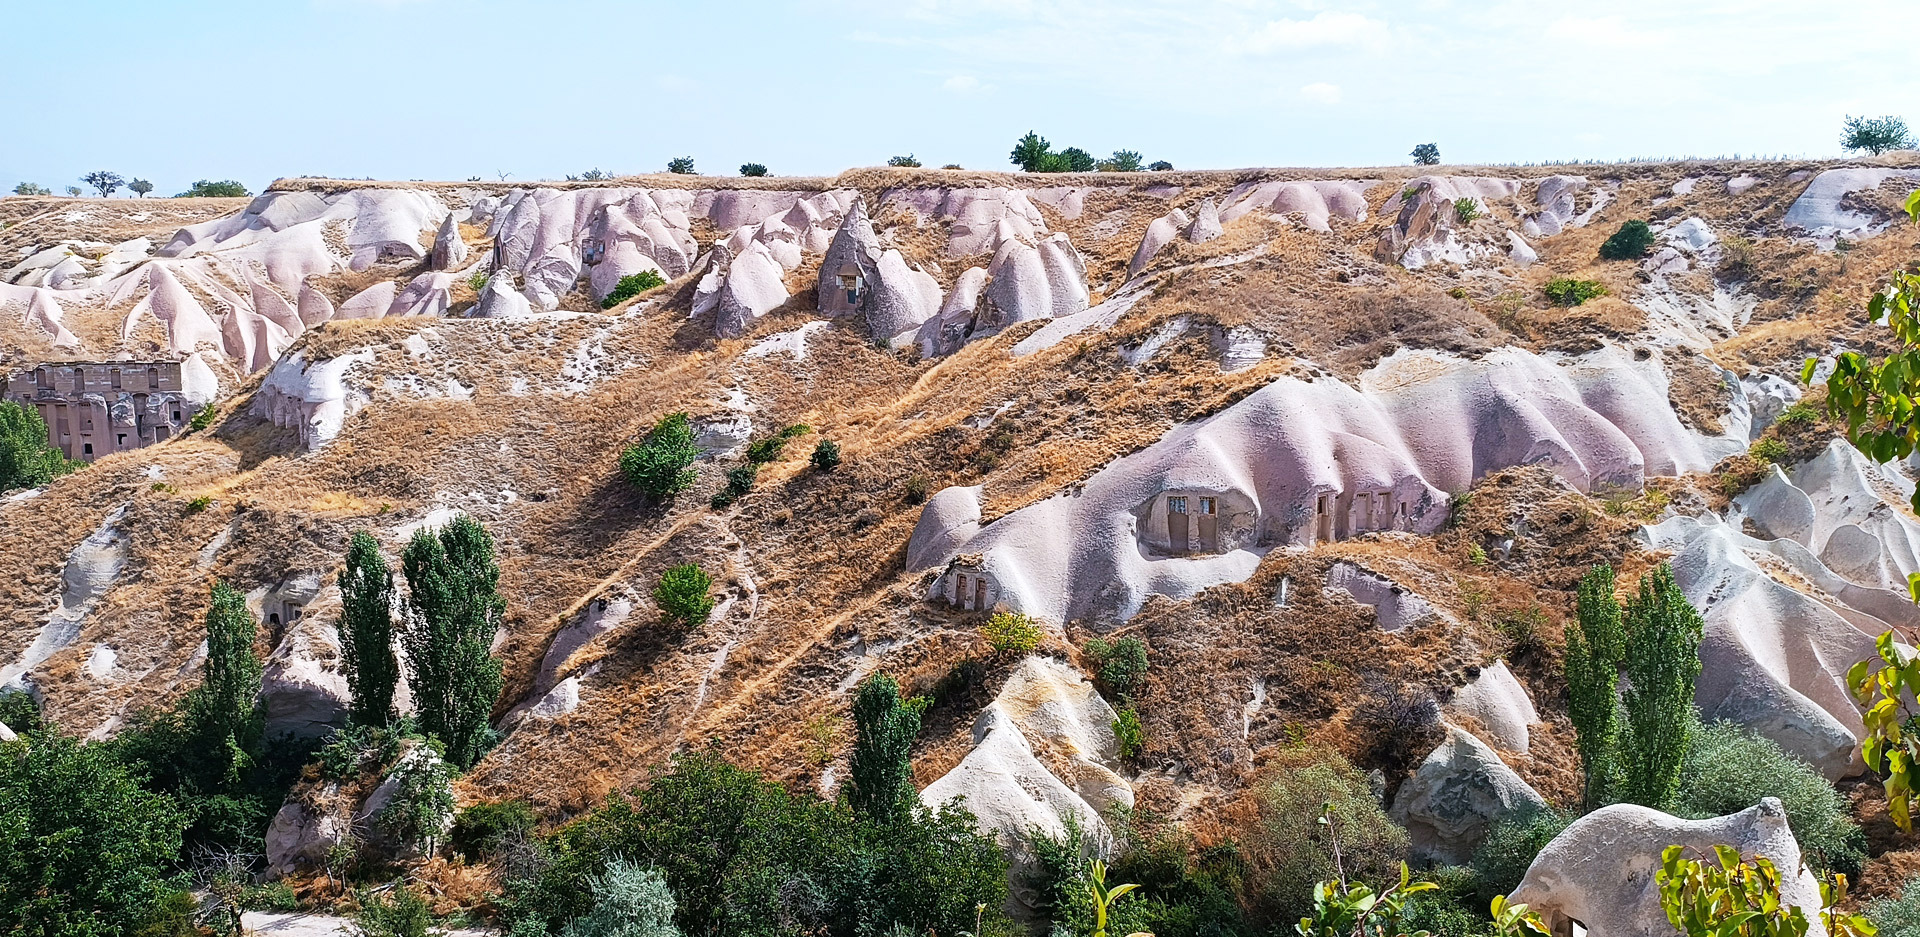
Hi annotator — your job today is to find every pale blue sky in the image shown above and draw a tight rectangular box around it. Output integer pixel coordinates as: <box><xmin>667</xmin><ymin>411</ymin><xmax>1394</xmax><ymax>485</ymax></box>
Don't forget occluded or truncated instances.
<box><xmin>6</xmin><ymin>0</ymin><xmax>1919</xmax><ymax>195</ymax></box>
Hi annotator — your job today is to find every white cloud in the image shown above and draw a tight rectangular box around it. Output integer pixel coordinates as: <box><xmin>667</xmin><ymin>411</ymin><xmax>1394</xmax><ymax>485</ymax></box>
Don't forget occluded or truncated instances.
<box><xmin>1298</xmin><ymin>81</ymin><xmax>1342</xmax><ymax>104</ymax></box>
<box><xmin>1543</xmin><ymin>15</ymin><xmax>1665</xmax><ymax>48</ymax></box>
<box><xmin>943</xmin><ymin>74</ymin><xmax>981</xmax><ymax>93</ymax></box>
<box><xmin>1240</xmin><ymin>11</ymin><xmax>1388</xmax><ymax>52</ymax></box>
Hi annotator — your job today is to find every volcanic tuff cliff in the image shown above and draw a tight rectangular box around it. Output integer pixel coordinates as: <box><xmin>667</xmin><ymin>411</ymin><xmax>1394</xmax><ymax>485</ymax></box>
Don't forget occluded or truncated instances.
<box><xmin>5</xmin><ymin>156</ymin><xmax>1920</xmax><ymax>888</ymax></box>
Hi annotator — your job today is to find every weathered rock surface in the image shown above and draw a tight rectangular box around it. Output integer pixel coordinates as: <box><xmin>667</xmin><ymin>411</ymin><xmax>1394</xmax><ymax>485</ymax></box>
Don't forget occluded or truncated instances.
<box><xmin>1390</xmin><ymin>727</ymin><xmax>1546</xmax><ymax>865</ymax></box>
<box><xmin>1450</xmin><ymin>660</ymin><xmax>1539</xmax><ymax>753</ymax></box>
<box><xmin>1510</xmin><ymin>798</ymin><xmax>1818</xmax><ymax>936</ymax></box>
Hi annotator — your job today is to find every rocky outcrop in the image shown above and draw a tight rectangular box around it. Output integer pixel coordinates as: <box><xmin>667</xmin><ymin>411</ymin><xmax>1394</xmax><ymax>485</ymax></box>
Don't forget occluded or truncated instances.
<box><xmin>1784</xmin><ymin>168</ymin><xmax>1920</xmax><ymax>245</ymax></box>
<box><xmin>1219</xmin><ymin>179</ymin><xmax>1371</xmax><ymax>230</ymax></box>
<box><xmin>1510</xmin><ymin>798</ymin><xmax>1818</xmax><ymax>936</ymax></box>
<box><xmin>252</xmin><ymin>350</ymin><xmax>376</xmax><ymax>451</ymax></box>
<box><xmin>922</xmin><ymin>656</ymin><xmax>1132</xmax><ymax>916</ymax></box>
<box><xmin>1374</xmin><ymin>176</ymin><xmax>1522</xmax><ymax>268</ymax></box>
<box><xmin>1450</xmin><ymin>661</ymin><xmax>1538</xmax><ymax>753</ymax></box>
<box><xmin>1323</xmin><ymin>561</ymin><xmax>1454</xmax><ymax>631</ymax></box>
<box><xmin>1</xmin><ymin>506</ymin><xmax>129</xmax><ymax>692</ymax></box>
<box><xmin>387</xmin><ymin>272</ymin><xmax>455</xmax><ymax>319</ymax></box>
<box><xmin>817</xmin><ymin>198</ymin><xmax>942</xmax><ymax>343</ymax></box>
<box><xmin>126</xmin><ymin>263</ymin><xmax>222</xmax><ymax>354</ymax></box>
<box><xmin>1390</xmin><ymin>727</ymin><xmax>1546</xmax><ymax>865</ymax></box>
<box><xmin>430</xmin><ymin>214</ymin><xmax>467</xmax><ymax>271</ymax></box>
<box><xmin>914</xmin><ymin>267</ymin><xmax>990</xmax><ymax>358</ymax></box>
<box><xmin>882</xmin><ymin>187</ymin><xmax>1048</xmax><ymax>256</ymax></box>
<box><xmin>981</xmin><ymin>233</ymin><xmax>1088</xmax><ymax>331</ymax></box>
<box><xmin>337</xmin><ymin>281</ymin><xmax>397</xmax><ymax>320</ymax></box>
<box><xmin>472</xmin><ymin>273</ymin><xmax>534</xmax><ymax>319</ymax></box>
<box><xmin>701</xmin><ymin>241</ymin><xmax>791</xmax><ymax>338</ymax></box>
<box><xmin>915</xmin><ymin>344</ymin><xmax>1737</xmax><ymax>624</ymax></box>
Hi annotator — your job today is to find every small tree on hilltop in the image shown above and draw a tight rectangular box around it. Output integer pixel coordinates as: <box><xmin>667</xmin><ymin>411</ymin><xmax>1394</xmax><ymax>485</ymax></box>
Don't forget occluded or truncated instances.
<box><xmin>0</xmin><ymin>400</ymin><xmax>76</xmax><ymax>493</ymax></box>
<box><xmin>620</xmin><ymin>412</ymin><xmax>700</xmax><ymax>498</ymax></box>
<box><xmin>12</xmin><ymin>182</ymin><xmax>51</xmax><ymax>195</ymax></box>
<box><xmin>1411</xmin><ymin>143</ymin><xmax>1441</xmax><ymax>165</ymax></box>
<box><xmin>739</xmin><ymin>163</ymin><xmax>769</xmax><ymax>177</ymax></box>
<box><xmin>1058</xmin><ymin>147</ymin><xmax>1097</xmax><ymax>172</ymax></box>
<box><xmin>129</xmin><ymin>178</ymin><xmax>153</xmax><ymax>197</ymax></box>
<box><xmin>1618</xmin><ymin>563</ymin><xmax>1704</xmax><ymax>810</ymax></box>
<box><xmin>1098</xmin><ymin>150</ymin><xmax>1144</xmax><ymax>172</ymax></box>
<box><xmin>1565</xmin><ymin>564</ymin><xmax>1626</xmax><ymax>810</ymax></box>
<box><xmin>654</xmin><ymin>563</ymin><xmax>714</xmax><ymax>630</ymax></box>
<box><xmin>888</xmin><ymin>154</ymin><xmax>922</xmax><ymax>168</ymax></box>
<box><xmin>177</xmin><ymin>180</ymin><xmax>250</xmax><ymax>197</ymax></box>
<box><xmin>339</xmin><ymin>530</ymin><xmax>400</xmax><ymax>728</ymax></box>
<box><xmin>401</xmin><ymin>516</ymin><xmax>506</xmax><ymax>770</ymax></box>
<box><xmin>666</xmin><ymin>157</ymin><xmax>696</xmax><ymax>175</ymax></box>
<box><xmin>1011</xmin><ymin>131</ymin><xmax>1053</xmax><ymax>172</ymax></box>
<box><xmin>847</xmin><ymin>673</ymin><xmax>928</xmax><ymax>823</ymax></box>
<box><xmin>1842</xmin><ymin>115</ymin><xmax>1916</xmax><ymax>155</ymax></box>
<box><xmin>81</xmin><ymin>171</ymin><xmax>124</xmax><ymax>198</ymax></box>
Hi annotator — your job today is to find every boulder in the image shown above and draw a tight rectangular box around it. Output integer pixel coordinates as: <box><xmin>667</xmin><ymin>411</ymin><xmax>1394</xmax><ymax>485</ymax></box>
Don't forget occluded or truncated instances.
<box><xmin>1127</xmin><ymin>208</ymin><xmax>1191</xmax><ymax>276</ymax></box>
<box><xmin>296</xmin><ymin>281</ymin><xmax>336</xmax><ymax>327</ymax></box>
<box><xmin>1450</xmin><ymin>660</ymin><xmax>1538</xmax><ymax>753</ymax></box>
<box><xmin>1506</xmin><ymin>230</ymin><xmax>1538</xmax><ymax>267</ymax></box>
<box><xmin>1390</xmin><ymin>727</ymin><xmax>1546</xmax><ymax>865</ymax></box>
<box><xmin>1186</xmin><ymin>198</ymin><xmax>1223</xmax><ymax>243</ymax></box>
<box><xmin>1510</xmin><ymin>798</ymin><xmax>1819</xmax><ymax>937</ymax></box>
<box><xmin>713</xmin><ymin>241</ymin><xmax>790</xmax><ymax>337</ymax></box>
<box><xmin>265</xmin><ymin>800</ymin><xmax>348</xmax><ymax>876</ymax></box>
<box><xmin>1324</xmin><ymin>561</ymin><xmax>1453</xmax><ymax>631</ymax></box>
<box><xmin>472</xmin><ymin>273</ymin><xmax>534</xmax><ymax>319</ymax></box>
<box><xmin>430</xmin><ymin>214</ymin><xmax>468</xmax><ymax>271</ymax></box>
<box><xmin>337</xmin><ymin>281</ymin><xmax>397</xmax><ymax>320</ymax></box>
<box><xmin>387</xmin><ymin>271</ymin><xmax>455</xmax><ymax>318</ymax></box>
<box><xmin>914</xmin><ymin>267</ymin><xmax>989</xmax><ymax>358</ymax></box>
<box><xmin>0</xmin><ymin>721</ymin><xmax>15</xmax><ymax>742</ymax></box>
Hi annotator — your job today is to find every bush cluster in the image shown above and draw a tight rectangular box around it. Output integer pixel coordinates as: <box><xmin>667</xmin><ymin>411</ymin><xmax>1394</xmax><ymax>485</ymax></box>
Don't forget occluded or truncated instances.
<box><xmin>1083</xmin><ymin>636</ymin><xmax>1149</xmax><ymax>698</ymax></box>
<box><xmin>621</xmin><ymin>413</ymin><xmax>700</xmax><ymax>497</ymax></box>
<box><xmin>1599</xmin><ymin>219</ymin><xmax>1656</xmax><ymax>260</ymax></box>
<box><xmin>654</xmin><ymin>562</ymin><xmax>715</xmax><ymax>630</ymax></box>
<box><xmin>1543</xmin><ymin>277</ymin><xmax>1607</xmax><ymax>306</ymax></box>
<box><xmin>602</xmin><ymin>270</ymin><xmax>667</xmax><ymax>308</ymax></box>
<box><xmin>1010</xmin><ymin>132</ymin><xmax>1159</xmax><ymax>173</ymax></box>
<box><xmin>981</xmin><ymin>611</ymin><xmax>1043</xmax><ymax>654</ymax></box>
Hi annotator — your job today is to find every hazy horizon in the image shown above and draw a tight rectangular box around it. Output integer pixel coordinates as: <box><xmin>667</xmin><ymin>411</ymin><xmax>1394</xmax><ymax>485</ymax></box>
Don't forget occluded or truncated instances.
<box><xmin>6</xmin><ymin>0</ymin><xmax>1918</xmax><ymax>196</ymax></box>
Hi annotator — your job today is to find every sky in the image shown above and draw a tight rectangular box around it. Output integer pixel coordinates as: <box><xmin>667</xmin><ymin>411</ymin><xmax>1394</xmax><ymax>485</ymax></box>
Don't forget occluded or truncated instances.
<box><xmin>5</xmin><ymin>0</ymin><xmax>1920</xmax><ymax>195</ymax></box>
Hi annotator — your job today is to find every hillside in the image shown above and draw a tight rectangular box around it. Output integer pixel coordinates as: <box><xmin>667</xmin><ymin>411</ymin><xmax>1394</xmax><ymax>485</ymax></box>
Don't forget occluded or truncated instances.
<box><xmin>7</xmin><ymin>154</ymin><xmax>1920</xmax><ymax>929</ymax></box>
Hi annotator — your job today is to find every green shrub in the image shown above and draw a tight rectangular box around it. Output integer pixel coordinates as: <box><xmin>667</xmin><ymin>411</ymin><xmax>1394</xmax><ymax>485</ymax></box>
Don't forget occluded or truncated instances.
<box><xmin>451</xmin><ymin>799</ymin><xmax>537</xmax><ymax>860</ymax></box>
<box><xmin>1749</xmin><ymin>437</ymin><xmax>1790</xmax><ymax>463</ymax></box>
<box><xmin>0</xmin><ymin>689</ymin><xmax>43</xmax><ymax>735</ymax></box>
<box><xmin>176</xmin><ymin>179</ymin><xmax>250</xmax><ymax>198</ymax></box>
<box><xmin>1674</xmin><ymin>720</ymin><xmax>1864</xmax><ymax>876</ymax></box>
<box><xmin>1011</xmin><ymin>132</ymin><xmax>1054</xmax><ymax>172</ymax></box>
<box><xmin>710</xmin><ymin>463</ymin><xmax>758</xmax><ymax>508</ymax></box>
<box><xmin>1453</xmin><ymin>198</ymin><xmax>1481</xmax><ymax>224</ymax></box>
<box><xmin>352</xmin><ymin>882</ymin><xmax>436</xmax><ymax>937</ymax></box>
<box><xmin>240</xmin><ymin>881</ymin><xmax>301</xmax><ymax>912</ymax></box>
<box><xmin>1865</xmin><ymin>877</ymin><xmax>1920</xmax><ymax>934</ymax></box>
<box><xmin>665</xmin><ymin>157</ymin><xmax>695</xmax><ymax>175</ymax></box>
<box><xmin>1148</xmin><ymin>160</ymin><xmax>1174</xmax><ymax>172</ymax></box>
<box><xmin>184</xmin><ymin>495</ymin><xmax>212</xmax><ymax>513</ymax></box>
<box><xmin>1084</xmin><ymin>637</ymin><xmax>1149</xmax><ymax>698</ymax></box>
<box><xmin>848</xmin><ymin>673</ymin><xmax>928</xmax><ymax>822</ymax></box>
<box><xmin>1112</xmin><ymin>707</ymin><xmax>1145</xmax><ymax>759</ymax></box>
<box><xmin>1244</xmin><ymin>747</ymin><xmax>1408</xmax><ymax>926</ymax></box>
<box><xmin>745</xmin><ymin>437</ymin><xmax>788</xmax><ymax>464</ymax></box>
<box><xmin>1599</xmin><ymin>220</ymin><xmax>1656</xmax><ymax>260</ymax></box>
<box><xmin>887</xmin><ymin>155</ymin><xmax>922</xmax><ymax>168</ymax></box>
<box><xmin>1469</xmin><ymin>808</ymin><xmax>1571</xmax><ymax>908</ymax></box>
<box><xmin>1098</xmin><ymin>150</ymin><xmax>1144</xmax><ymax>172</ymax></box>
<box><xmin>1058</xmin><ymin>147</ymin><xmax>1096</xmax><ymax>172</ymax></box>
<box><xmin>810</xmin><ymin>439</ymin><xmax>841</xmax><ymax>472</ymax></box>
<box><xmin>1401</xmin><ymin>866</ymin><xmax>1485</xmax><ymax>937</ymax></box>
<box><xmin>1029</xmin><ymin>811</ymin><xmax>1251</xmax><ymax>937</ymax></box>
<box><xmin>1411</xmin><ymin>143</ymin><xmax>1440</xmax><ymax>165</ymax></box>
<box><xmin>738</xmin><ymin>163</ymin><xmax>769</xmax><ymax>177</ymax></box>
<box><xmin>620</xmin><ymin>413</ymin><xmax>700</xmax><ymax>497</ymax></box>
<box><xmin>12</xmin><ymin>182</ymin><xmax>51</xmax><ymax>196</ymax></box>
<box><xmin>1842</xmin><ymin>115</ymin><xmax>1915</xmax><ymax>155</ymax></box>
<box><xmin>499</xmin><ymin>749</ymin><xmax>1008</xmax><ymax>937</ymax></box>
<box><xmin>318</xmin><ymin>724</ymin><xmax>411</xmax><ymax>780</ymax></box>
<box><xmin>601</xmin><ymin>271</ymin><xmax>667</xmax><ymax>309</ymax></box>
<box><xmin>0</xmin><ymin>399</ymin><xmax>78</xmax><ymax>492</ymax></box>
<box><xmin>560</xmin><ymin>859</ymin><xmax>683</xmax><ymax>937</ymax></box>
<box><xmin>188</xmin><ymin>403</ymin><xmax>217</xmax><ymax>433</ymax></box>
<box><xmin>467</xmin><ymin>270</ymin><xmax>490</xmax><ymax>291</ymax></box>
<box><xmin>904</xmin><ymin>475</ymin><xmax>929</xmax><ymax>503</ymax></box>
<box><xmin>981</xmin><ymin>611</ymin><xmax>1042</xmax><ymax>654</ymax></box>
<box><xmin>376</xmin><ymin>745</ymin><xmax>457</xmax><ymax>854</ymax></box>
<box><xmin>1543</xmin><ymin>277</ymin><xmax>1607</xmax><ymax>306</ymax></box>
<box><xmin>654</xmin><ymin>563</ymin><xmax>714</xmax><ymax>630</ymax></box>
<box><xmin>1775</xmin><ymin>402</ymin><xmax>1819</xmax><ymax>427</ymax></box>
<box><xmin>0</xmin><ymin>731</ymin><xmax>189</xmax><ymax>931</ymax></box>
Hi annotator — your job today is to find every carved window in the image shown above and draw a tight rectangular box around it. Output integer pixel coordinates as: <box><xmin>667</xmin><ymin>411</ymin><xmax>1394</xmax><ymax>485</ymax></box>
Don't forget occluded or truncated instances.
<box><xmin>1168</xmin><ymin>496</ymin><xmax>1188</xmax><ymax>513</ymax></box>
<box><xmin>1198</xmin><ymin>497</ymin><xmax>1216</xmax><ymax>515</ymax></box>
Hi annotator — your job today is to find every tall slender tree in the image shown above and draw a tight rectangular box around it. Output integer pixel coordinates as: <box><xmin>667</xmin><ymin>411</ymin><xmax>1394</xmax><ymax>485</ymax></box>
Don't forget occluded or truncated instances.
<box><xmin>191</xmin><ymin>581</ymin><xmax>264</xmax><ymax>784</ymax></box>
<box><xmin>1618</xmin><ymin>563</ymin><xmax>1705</xmax><ymax>810</ymax></box>
<box><xmin>1566</xmin><ymin>564</ymin><xmax>1626</xmax><ymax>810</ymax></box>
<box><xmin>401</xmin><ymin>516</ymin><xmax>505</xmax><ymax>770</ymax></box>
<box><xmin>339</xmin><ymin>531</ymin><xmax>399</xmax><ymax>728</ymax></box>
<box><xmin>847</xmin><ymin>673</ymin><xmax>927</xmax><ymax>822</ymax></box>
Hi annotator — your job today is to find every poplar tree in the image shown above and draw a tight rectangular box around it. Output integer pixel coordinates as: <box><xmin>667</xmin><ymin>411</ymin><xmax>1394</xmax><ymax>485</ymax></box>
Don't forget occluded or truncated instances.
<box><xmin>847</xmin><ymin>673</ymin><xmax>927</xmax><ymax>822</ymax></box>
<box><xmin>191</xmin><ymin>581</ymin><xmax>263</xmax><ymax>783</ymax></box>
<box><xmin>1618</xmin><ymin>563</ymin><xmax>1705</xmax><ymax>810</ymax></box>
<box><xmin>1565</xmin><ymin>564</ymin><xmax>1626</xmax><ymax>810</ymax></box>
<box><xmin>401</xmin><ymin>516</ymin><xmax>505</xmax><ymax>770</ymax></box>
<box><xmin>339</xmin><ymin>531</ymin><xmax>399</xmax><ymax>728</ymax></box>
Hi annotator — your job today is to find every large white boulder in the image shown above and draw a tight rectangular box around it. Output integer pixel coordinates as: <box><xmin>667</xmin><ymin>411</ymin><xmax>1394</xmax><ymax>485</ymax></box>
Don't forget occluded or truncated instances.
<box><xmin>712</xmin><ymin>241</ymin><xmax>790</xmax><ymax>337</ymax></box>
<box><xmin>430</xmin><ymin>214</ymin><xmax>467</xmax><ymax>271</ymax></box>
<box><xmin>1510</xmin><ymin>798</ymin><xmax>1819</xmax><ymax>937</ymax></box>
<box><xmin>981</xmin><ymin>233</ymin><xmax>1088</xmax><ymax>331</ymax></box>
<box><xmin>252</xmin><ymin>350</ymin><xmax>376</xmax><ymax>451</ymax></box>
<box><xmin>1450</xmin><ymin>660</ymin><xmax>1539</xmax><ymax>753</ymax></box>
<box><xmin>1391</xmin><ymin>727</ymin><xmax>1546</xmax><ymax>865</ymax></box>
